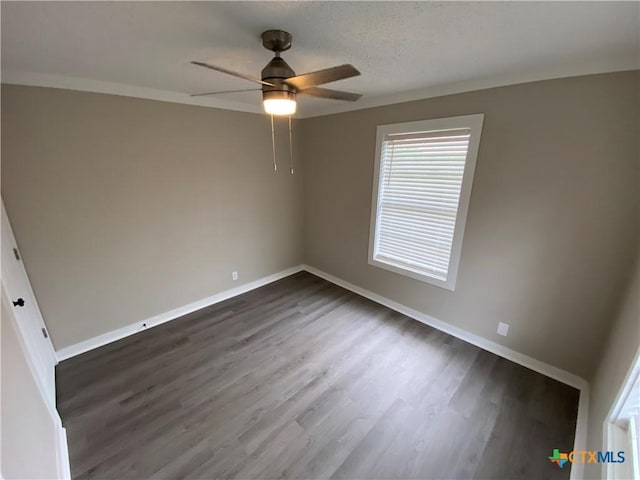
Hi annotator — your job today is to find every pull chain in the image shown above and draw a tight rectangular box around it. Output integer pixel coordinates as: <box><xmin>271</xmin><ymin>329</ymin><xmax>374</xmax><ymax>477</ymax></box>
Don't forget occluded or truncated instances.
<box><xmin>386</xmin><ymin>140</ymin><xmax>396</xmax><ymax>189</ymax></box>
<box><xmin>288</xmin><ymin>116</ymin><xmax>294</xmax><ymax>174</ymax></box>
<box><xmin>270</xmin><ymin>114</ymin><xmax>277</xmax><ymax>171</ymax></box>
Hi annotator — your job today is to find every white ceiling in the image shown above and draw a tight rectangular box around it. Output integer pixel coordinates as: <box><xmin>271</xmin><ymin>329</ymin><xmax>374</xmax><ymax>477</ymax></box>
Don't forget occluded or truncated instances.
<box><xmin>2</xmin><ymin>1</ymin><xmax>638</xmax><ymax>118</ymax></box>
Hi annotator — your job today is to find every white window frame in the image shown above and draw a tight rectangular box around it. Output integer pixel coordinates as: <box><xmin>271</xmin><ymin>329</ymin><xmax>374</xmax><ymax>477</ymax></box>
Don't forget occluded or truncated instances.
<box><xmin>368</xmin><ymin>114</ymin><xmax>484</xmax><ymax>291</ymax></box>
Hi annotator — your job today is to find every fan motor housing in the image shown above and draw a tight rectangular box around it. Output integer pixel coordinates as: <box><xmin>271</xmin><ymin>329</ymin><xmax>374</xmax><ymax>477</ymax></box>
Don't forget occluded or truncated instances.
<box><xmin>261</xmin><ymin>30</ymin><xmax>297</xmax><ymax>102</ymax></box>
<box><xmin>262</xmin><ymin>89</ymin><xmax>296</xmax><ymax>104</ymax></box>
<box><xmin>261</xmin><ymin>56</ymin><xmax>297</xmax><ymax>101</ymax></box>
<box><xmin>261</xmin><ymin>57</ymin><xmax>295</xmax><ymax>84</ymax></box>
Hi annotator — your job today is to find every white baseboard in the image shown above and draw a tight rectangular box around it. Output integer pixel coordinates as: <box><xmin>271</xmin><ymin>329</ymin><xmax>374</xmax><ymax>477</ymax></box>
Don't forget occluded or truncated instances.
<box><xmin>54</xmin><ymin>262</ymin><xmax>589</xmax><ymax>480</ymax></box>
<box><xmin>301</xmin><ymin>264</ymin><xmax>589</xmax><ymax>480</ymax></box>
<box><xmin>56</xmin><ymin>426</ymin><xmax>71</xmax><ymax>480</ymax></box>
<box><xmin>302</xmin><ymin>265</ymin><xmax>587</xmax><ymax>390</ymax></box>
<box><xmin>55</xmin><ymin>265</ymin><xmax>305</xmax><ymax>361</ymax></box>
<box><xmin>572</xmin><ymin>387</ymin><xmax>589</xmax><ymax>480</ymax></box>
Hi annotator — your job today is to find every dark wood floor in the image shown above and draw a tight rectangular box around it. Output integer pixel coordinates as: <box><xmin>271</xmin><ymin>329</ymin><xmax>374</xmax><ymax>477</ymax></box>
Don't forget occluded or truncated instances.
<box><xmin>57</xmin><ymin>272</ymin><xmax>579</xmax><ymax>480</ymax></box>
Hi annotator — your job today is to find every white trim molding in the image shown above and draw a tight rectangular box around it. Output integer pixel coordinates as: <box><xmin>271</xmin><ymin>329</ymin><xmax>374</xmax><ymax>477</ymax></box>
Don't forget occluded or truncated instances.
<box><xmin>604</xmin><ymin>347</ymin><xmax>640</xmax><ymax>480</ymax></box>
<box><xmin>302</xmin><ymin>264</ymin><xmax>587</xmax><ymax>390</ymax></box>
<box><xmin>54</xmin><ymin>263</ymin><xmax>589</xmax><ymax>480</ymax></box>
<box><xmin>57</xmin><ymin>262</ymin><xmax>589</xmax><ymax>388</ymax></box>
<box><xmin>56</xmin><ymin>265</ymin><xmax>305</xmax><ymax>361</ymax></box>
<box><xmin>572</xmin><ymin>387</ymin><xmax>590</xmax><ymax>480</ymax></box>
<box><xmin>4</xmin><ymin>68</ymin><xmax>637</xmax><ymax>120</ymax></box>
<box><xmin>301</xmin><ymin>264</ymin><xmax>589</xmax><ymax>480</ymax></box>
<box><xmin>368</xmin><ymin>114</ymin><xmax>484</xmax><ymax>291</ymax></box>
<box><xmin>1</xmin><ymin>71</ymin><xmax>263</xmax><ymax>115</ymax></box>
<box><xmin>0</xmin><ymin>285</ymin><xmax>60</xmax><ymax>418</ymax></box>
<box><xmin>1</xmin><ymin>286</ymin><xmax>70</xmax><ymax>479</ymax></box>
<box><xmin>56</xmin><ymin>427</ymin><xmax>71</xmax><ymax>480</ymax></box>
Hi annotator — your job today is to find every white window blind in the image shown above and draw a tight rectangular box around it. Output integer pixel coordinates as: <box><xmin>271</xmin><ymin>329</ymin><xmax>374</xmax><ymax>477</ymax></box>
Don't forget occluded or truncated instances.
<box><xmin>369</xmin><ymin>115</ymin><xmax>483</xmax><ymax>290</ymax></box>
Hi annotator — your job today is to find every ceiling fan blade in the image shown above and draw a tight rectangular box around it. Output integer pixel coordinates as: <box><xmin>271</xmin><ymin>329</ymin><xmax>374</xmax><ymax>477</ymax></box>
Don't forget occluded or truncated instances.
<box><xmin>190</xmin><ymin>88</ymin><xmax>261</xmax><ymax>97</ymax></box>
<box><xmin>298</xmin><ymin>87</ymin><xmax>362</xmax><ymax>102</ymax></box>
<box><xmin>191</xmin><ymin>61</ymin><xmax>274</xmax><ymax>87</ymax></box>
<box><xmin>284</xmin><ymin>64</ymin><xmax>360</xmax><ymax>90</ymax></box>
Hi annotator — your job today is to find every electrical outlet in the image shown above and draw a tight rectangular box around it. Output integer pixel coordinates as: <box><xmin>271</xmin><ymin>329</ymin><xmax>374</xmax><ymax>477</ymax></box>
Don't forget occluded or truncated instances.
<box><xmin>232</xmin><ymin>271</ymin><xmax>238</xmax><ymax>281</ymax></box>
<box><xmin>497</xmin><ymin>322</ymin><xmax>510</xmax><ymax>336</ymax></box>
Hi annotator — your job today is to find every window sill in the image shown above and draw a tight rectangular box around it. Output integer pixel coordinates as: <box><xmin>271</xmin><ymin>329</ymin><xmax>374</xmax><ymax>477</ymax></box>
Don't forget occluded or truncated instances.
<box><xmin>368</xmin><ymin>255</ymin><xmax>456</xmax><ymax>291</ymax></box>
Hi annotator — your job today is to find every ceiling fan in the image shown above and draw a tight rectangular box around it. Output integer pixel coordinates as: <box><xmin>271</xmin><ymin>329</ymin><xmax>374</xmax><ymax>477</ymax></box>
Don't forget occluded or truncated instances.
<box><xmin>190</xmin><ymin>29</ymin><xmax>362</xmax><ymax>116</ymax></box>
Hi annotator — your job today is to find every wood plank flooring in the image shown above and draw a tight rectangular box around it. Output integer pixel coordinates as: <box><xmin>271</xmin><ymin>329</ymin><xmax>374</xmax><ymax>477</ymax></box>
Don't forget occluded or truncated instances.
<box><xmin>56</xmin><ymin>272</ymin><xmax>579</xmax><ymax>479</ymax></box>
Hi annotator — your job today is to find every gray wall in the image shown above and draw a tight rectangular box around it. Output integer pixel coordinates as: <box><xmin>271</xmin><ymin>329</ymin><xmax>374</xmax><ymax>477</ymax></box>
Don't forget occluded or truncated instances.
<box><xmin>1</xmin><ymin>85</ymin><xmax>304</xmax><ymax>349</ymax></box>
<box><xmin>585</xmin><ymin>253</ymin><xmax>639</xmax><ymax>479</ymax></box>
<box><xmin>301</xmin><ymin>71</ymin><xmax>639</xmax><ymax>379</ymax></box>
<box><xmin>2</xmin><ymin>72</ymin><xmax>637</xmax><ymax>380</ymax></box>
<box><xmin>1</xmin><ymin>292</ymin><xmax>59</xmax><ymax>479</ymax></box>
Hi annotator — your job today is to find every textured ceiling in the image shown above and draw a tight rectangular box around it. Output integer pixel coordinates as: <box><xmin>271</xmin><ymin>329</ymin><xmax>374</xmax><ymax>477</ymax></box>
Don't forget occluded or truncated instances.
<box><xmin>2</xmin><ymin>1</ymin><xmax>638</xmax><ymax>118</ymax></box>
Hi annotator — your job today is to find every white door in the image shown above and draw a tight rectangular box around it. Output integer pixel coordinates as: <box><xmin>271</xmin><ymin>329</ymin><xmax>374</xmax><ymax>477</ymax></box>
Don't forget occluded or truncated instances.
<box><xmin>1</xmin><ymin>200</ymin><xmax>58</xmax><ymax>406</ymax></box>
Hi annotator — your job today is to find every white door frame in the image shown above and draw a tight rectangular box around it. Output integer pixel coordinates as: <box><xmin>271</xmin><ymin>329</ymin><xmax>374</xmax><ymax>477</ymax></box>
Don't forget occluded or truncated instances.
<box><xmin>1</xmin><ymin>198</ymin><xmax>70</xmax><ymax>479</ymax></box>
<box><xmin>603</xmin><ymin>347</ymin><xmax>640</xmax><ymax>480</ymax></box>
<box><xmin>1</xmin><ymin>286</ymin><xmax>71</xmax><ymax>479</ymax></box>
<box><xmin>1</xmin><ymin>200</ymin><xmax>58</xmax><ymax>404</ymax></box>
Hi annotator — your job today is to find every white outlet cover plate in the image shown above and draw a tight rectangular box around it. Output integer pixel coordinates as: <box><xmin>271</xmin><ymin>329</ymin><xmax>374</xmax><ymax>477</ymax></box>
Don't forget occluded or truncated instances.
<box><xmin>497</xmin><ymin>322</ymin><xmax>510</xmax><ymax>336</ymax></box>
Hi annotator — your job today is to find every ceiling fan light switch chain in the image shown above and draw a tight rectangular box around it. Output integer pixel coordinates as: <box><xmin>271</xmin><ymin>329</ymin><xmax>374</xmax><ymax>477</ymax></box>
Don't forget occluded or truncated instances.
<box><xmin>270</xmin><ymin>114</ymin><xmax>277</xmax><ymax>172</ymax></box>
<box><xmin>289</xmin><ymin>116</ymin><xmax>294</xmax><ymax>175</ymax></box>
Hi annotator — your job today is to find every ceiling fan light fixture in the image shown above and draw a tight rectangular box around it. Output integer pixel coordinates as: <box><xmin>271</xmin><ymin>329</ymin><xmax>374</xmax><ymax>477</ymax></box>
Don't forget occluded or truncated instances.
<box><xmin>263</xmin><ymin>98</ymin><xmax>297</xmax><ymax>116</ymax></box>
<box><xmin>190</xmin><ymin>30</ymin><xmax>362</xmax><ymax>114</ymax></box>
<box><xmin>263</xmin><ymin>90</ymin><xmax>297</xmax><ymax>116</ymax></box>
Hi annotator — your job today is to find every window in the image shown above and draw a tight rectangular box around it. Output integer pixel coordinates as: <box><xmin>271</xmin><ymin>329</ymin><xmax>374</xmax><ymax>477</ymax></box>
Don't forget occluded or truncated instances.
<box><xmin>368</xmin><ymin>114</ymin><xmax>484</xmax><ymax>290</ymax></box>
